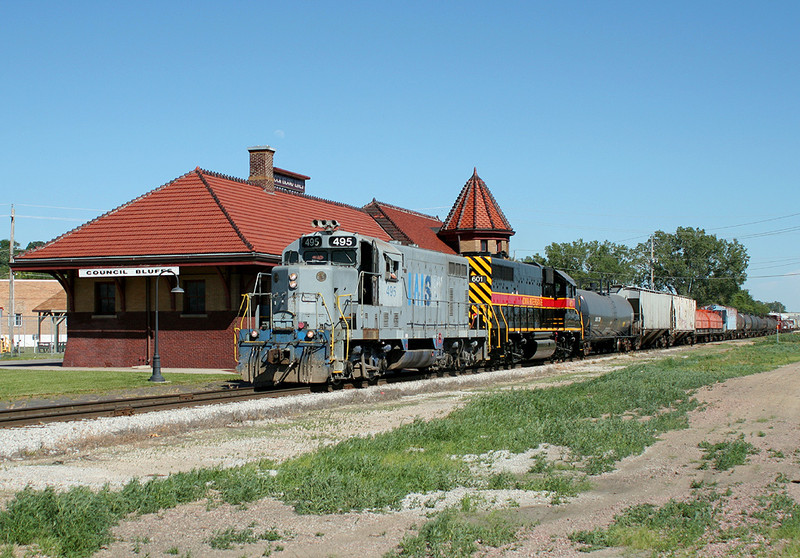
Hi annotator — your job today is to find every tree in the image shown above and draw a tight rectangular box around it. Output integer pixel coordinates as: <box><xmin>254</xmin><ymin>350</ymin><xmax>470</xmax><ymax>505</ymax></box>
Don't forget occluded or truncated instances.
<box><xmin>636</xmin><ymin>227</ymin><xmax>748</xmax><ymax>306</ymax></box>
<box><xmin>532</xmin><ymin>239</ymin><xmax>638</xmax><ymax>288</ymax></box>
<box><xmin>765</xmin><ymin>301</ymin><xmax>787</xmax><ymax>313</ymax></box>
<box><xmin>0</xmin><ymin>239</ymin><xmax>20</xmax><ymax>279</ymax></box>
<box><xmin>728</xmin><ymin>289</ymin><xmax>771</xmax><ymax>316</ymax></box>
<box><xmin>1</xmin><ymin>239</ymin><xmax>49</xmax><ymax>279</ymax></box>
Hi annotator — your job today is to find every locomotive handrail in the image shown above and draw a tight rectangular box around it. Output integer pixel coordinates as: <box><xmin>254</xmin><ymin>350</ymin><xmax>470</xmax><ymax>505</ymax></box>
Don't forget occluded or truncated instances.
<box><xmin>335</xmin><ymin>293</ymin><xmax>353</xmax><ymax>370</ymax></box>
<box><xmin>496</xmin><ymin>305</ymin><xmax>509</xmax><ymax>344</ymax></box>
<box><xmin>233</xmin><ymin>292</ymin><xmax>252</xmax><ymax>363</ymax></box>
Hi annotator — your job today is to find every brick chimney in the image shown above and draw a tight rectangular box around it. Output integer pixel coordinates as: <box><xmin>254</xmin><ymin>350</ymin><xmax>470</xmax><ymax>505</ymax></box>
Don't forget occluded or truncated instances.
<box><xmin>248</xmin><ymin>145</ymin><xmax>276</xmax><ymax>192</ymax></box>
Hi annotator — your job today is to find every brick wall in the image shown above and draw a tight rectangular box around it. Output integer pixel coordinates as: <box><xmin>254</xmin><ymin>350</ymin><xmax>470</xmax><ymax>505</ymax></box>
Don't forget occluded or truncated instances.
<box><xmin>63</xmin><ymin>311</ymin><xmax>240</xmax><ymax>369</ymax></box>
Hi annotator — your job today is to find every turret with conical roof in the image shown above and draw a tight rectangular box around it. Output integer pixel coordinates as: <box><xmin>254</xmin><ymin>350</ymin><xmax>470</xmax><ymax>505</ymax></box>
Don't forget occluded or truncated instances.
<box><xmin>437</xmin><ymin>169</ymin><xmax>514</xmax><ymax>257</ymax></box>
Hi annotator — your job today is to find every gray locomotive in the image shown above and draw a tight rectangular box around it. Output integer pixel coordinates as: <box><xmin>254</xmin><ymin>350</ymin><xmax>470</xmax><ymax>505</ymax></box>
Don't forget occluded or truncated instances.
<box><xmin>237</xmin><ymin>221</ymin><xmax>486</xmax><ymax>386</ymax></box>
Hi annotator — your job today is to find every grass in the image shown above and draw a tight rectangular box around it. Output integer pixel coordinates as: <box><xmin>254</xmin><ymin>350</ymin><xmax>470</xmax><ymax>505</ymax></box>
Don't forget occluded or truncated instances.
<box><xmin>572</xmin><ymin>475</ymin><xmax>800</xmax><ymax>556</ymax></box>
<box><xmin>0</xmin><ymin>369</ymin><xmax>237</xmax><ymax>401</ymax></box>
<box><xmin>2</xmin><ymin>336</ymin><xmax>800</xmax><ymax>557</ymax></box>
<box><xmin>0</xmin><ymin>348</ymin><xmax>63</xmax><ymax>361</ymax></box>
<box><xmin>698</xmin><ymin>434</ymin><xmax>758</xmax><ymax>471</ymax></box>
<box><xmin>386</xmin><ymin>506</ymin><xmax>519</xmax><ymax>558</ymax></box>
<box><xmin>205</xmin><ymin>525</ymin><xmax>282</xmax><ymax>550</ymax></box>
<box><xmin>570</xmin><ymin>486</ymin><xmax>723</xmax><ymax>553</ymax></box>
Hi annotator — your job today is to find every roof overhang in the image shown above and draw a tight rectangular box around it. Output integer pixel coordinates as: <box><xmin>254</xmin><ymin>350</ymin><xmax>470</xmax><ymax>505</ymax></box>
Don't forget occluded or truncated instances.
<box><xmin>10</xmin><ymin>252</ymin><xmax>281</xmax><ymax>272</ymax></box>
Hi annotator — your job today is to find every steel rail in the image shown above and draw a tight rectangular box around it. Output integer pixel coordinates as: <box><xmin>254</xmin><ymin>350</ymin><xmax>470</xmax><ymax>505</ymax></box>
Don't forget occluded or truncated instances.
<box><xmin>0</xmin><ymin>386</ymin><xmax>312</xmax><ymax>429</ymax></box>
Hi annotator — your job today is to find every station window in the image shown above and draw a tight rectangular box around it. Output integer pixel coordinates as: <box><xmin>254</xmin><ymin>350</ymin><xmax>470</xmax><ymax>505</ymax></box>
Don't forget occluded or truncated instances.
<box><xmin>183</xmin><ymin>279</ymin><xmax>206</xmax><ymax>314</ymax></box>
<box><xmin>480</xmin><ymin>240</ymin><xmax>488</xmax><ymax>252</ymax></box>
<box><xmin>94</xmin><ymin>282</ymin><xmax>116</xmax><ymax>315</ymax></box>
<box><xmin>14</xmin><ymin>313</ymin><xmax>22</xmax><ymax>327</ymax></box>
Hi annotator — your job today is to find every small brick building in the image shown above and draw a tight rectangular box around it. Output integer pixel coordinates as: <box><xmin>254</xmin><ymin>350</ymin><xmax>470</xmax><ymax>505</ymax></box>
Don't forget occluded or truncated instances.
<box><xmin>12</xmin><ymin>151</ymin><xmax>512</xmax><ymax>369</ymax></box>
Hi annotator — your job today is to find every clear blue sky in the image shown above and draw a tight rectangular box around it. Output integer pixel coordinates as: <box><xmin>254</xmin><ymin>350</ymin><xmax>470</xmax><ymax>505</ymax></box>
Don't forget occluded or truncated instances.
<box><xmin>2</xmin><ymin>1</ymin><xmax>799</xmax><ymax>310</ymax></box>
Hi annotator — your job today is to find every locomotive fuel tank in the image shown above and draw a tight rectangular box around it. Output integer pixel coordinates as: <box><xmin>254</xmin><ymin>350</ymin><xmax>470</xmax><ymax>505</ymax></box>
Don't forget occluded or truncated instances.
<box><xmin>577</xmin><ymin>289</ymin><xmax>634</xmax><ymax>352</ymax></box>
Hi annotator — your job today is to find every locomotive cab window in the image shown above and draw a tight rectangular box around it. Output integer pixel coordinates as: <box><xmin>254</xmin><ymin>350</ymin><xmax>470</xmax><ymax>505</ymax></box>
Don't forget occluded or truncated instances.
<box><xmin>384</xmin><ymin>254</ymin><xmax>400</xmax><ymax>281</ymax></box>
<box><xmin>330</xmin><ymin>249</ymin><xmax>357</xmax><ymax>266</ymax></box>
<box><xmin>283</xmin><ymin>250</ymin><xmax>299</xmax><ymax>265</ymax></box>
<box><xmin>304</xmin><ymin>250</ymin><xmax>328</xmax><ymax>264</ymax></box>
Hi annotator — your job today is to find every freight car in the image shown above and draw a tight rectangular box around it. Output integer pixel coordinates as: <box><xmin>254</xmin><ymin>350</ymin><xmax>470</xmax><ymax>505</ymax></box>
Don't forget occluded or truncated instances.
<box><xmin>575</xmin><ymin>289</ymin><xmax>634</xmax><ymax>354</ymax></box>
<box><xmin>695</xmin><ymin>308</ymin><xmax>724</xmax><ymax>342</ymax></box>
<box><xmin>608</xmin><ymin>286</ymin><xmax>696</xmax><ymax>348</ymax></box>
<box><xmin>705</xmin><ymin>304</ymin><xmax>739</xmax><ymax>339</ymax></box>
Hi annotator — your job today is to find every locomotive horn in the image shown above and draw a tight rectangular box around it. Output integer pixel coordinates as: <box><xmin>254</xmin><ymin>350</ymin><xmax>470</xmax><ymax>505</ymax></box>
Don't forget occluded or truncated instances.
<box><xmin>312</xmin><ymin>219</ymin><xmax>340</xmax><ymax>231</ymax></box>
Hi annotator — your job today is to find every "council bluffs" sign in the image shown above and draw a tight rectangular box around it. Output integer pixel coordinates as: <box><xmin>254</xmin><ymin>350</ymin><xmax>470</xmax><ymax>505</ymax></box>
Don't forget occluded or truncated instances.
<box><xmin>78</xmin><ymin>266</ymin><xmax>180</xmax><ymax>278</ymax></box>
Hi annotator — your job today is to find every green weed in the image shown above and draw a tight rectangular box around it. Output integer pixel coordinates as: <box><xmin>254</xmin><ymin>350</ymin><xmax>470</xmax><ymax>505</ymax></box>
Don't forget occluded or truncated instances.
<box><xmin>205</xmin><ymin>525</ymin><xmax>283</xmax><ymax>550</ymax></box>
<box><xmin>386</xmin><ymin>507</ymin><xmax>518</xmax><ymax>557</ymax></box>
<box><xmin>570</xmin><ymin>490</ymin><xmax>720</xmax><ymax>553</ymax></box>
<box><xmin>698</xmin><ymin>435</ymin><xmax>758</xmax><ymax>471</ymax></box>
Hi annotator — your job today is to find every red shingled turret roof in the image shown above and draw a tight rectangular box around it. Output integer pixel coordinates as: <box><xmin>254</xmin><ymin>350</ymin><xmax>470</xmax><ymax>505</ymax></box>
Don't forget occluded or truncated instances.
<box><xmin>363</xmin><ymin>200</ymin><xmax>456</xmax><ymax>254</ymax></box>
<box><xmin>14</xmin><ymin>168</ymin><xmax>390</xmax><ymax>269</ymax></box>
<box><xmin>440</xmin><ymin>169</ymin><xmax>513</xmax><ymax>235</ymax></box>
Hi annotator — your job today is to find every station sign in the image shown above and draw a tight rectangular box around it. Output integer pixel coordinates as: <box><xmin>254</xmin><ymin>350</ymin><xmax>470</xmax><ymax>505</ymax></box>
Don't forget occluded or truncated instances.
<box><xmin>78</xmin><ymin>266</ymin><xmax>180</xmax><ymax>278</ymax></box>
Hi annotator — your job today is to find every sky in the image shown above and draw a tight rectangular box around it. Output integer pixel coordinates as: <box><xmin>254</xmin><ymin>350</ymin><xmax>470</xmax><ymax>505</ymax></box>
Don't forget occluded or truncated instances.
<box><xmin>2</xmin><ymin>1</ymin><xmax>799</xmax><ymax>310</ymax></box>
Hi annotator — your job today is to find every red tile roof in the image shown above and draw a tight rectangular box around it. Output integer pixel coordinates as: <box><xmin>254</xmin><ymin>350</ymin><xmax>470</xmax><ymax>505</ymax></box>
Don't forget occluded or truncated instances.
<box><xmin>15</xmin><ymin>169</ymin><xmax>391</xmax><ymax>267</ymax></box>
<box><xmin>440</xmin><ymin>169</ymin><xmax>514</xmax><ymax>234</ymax></box>
<box><xmin>363</xmin><ymin>201</ymin><xmax>456</xmax><ymax>254</ymax></box>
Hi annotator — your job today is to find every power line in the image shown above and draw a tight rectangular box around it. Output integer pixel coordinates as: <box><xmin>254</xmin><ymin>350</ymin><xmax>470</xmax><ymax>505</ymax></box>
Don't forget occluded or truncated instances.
<box><xmin>709</xmin><ymin>212</ymin><xmax>800</xmax><ymax>231</ymax></box>
<box><xmin>6</xmin><ymin>214</ymin><xmax>87</xmax><ymax>222</ymax></box>
<box><xmin>0</xmin><ymin>203</ymin><xmax>105</xmax><ymax>212</ymax></box>
<box><xmin>732</xmin><ymin>225</ymin><xmax>800</xmax><ymax>240</ymax></box>
<box><xmin>614</xmin><ymin>210</ymin><xmax>800</xmax><ymax>244</ymax></box>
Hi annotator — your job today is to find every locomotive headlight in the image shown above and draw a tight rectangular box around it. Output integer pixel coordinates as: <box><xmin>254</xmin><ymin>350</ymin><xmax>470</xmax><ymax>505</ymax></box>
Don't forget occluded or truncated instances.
<box><xmin>249</xmin><ymin>329</ymin><xmax>259</xmax><ymax>340</ymax></box>
<box><xmin>289</xmin><ymin>273</ymin><xmax>298</xmax><ymax>281</ymax></box>
<box><xmin>305</xmin><ymin>330</ymin><xmax>316</xmax><ymax>340</ymax></box>
<box><xmin>289</xmin><ymin>280</ymin><xmax>298</xmax><ymax>289</ymax></box>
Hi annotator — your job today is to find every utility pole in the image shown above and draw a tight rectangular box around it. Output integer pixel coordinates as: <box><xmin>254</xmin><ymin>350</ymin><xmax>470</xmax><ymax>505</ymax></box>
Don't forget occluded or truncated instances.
<box><xmin>8</xmin><ymin>204</ymin><xmax>15</xmax><ymax>353</ymax></box>
<box><xmin>650</xmin><ymin>235</ymin><xmax>655</xmax><ymax>290</ymax></box>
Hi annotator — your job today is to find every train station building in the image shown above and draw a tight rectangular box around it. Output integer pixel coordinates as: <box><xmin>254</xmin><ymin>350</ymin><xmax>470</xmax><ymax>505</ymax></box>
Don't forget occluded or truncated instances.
<box><xmin>11</xmin><ymin>148</ymin><xmax>512</xmax><ymax>369</ymax></box>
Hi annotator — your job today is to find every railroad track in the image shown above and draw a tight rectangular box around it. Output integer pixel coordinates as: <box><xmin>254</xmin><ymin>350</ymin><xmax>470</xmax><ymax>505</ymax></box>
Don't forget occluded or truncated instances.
<box><xmin>0</xmin><ymin>386</ymin><xmax>312</xmax><ymax>429</ymax></box>
<box><xmin>0</xmin><ymin>351</ymin><xmax>654</xmax><ymax>429</ymax></box>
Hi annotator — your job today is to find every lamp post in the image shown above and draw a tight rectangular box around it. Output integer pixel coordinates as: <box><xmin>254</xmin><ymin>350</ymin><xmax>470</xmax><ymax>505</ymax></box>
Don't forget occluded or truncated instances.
<box><xmin>149</xmin><ymin>270</ymin><xmax>184</xmax><ymax>383</ymax></box>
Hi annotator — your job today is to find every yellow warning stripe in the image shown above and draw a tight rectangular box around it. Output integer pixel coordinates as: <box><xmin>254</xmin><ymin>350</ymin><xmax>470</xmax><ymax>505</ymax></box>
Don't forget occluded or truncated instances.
<box><xmin>470</xmin><ymin>256</ymin><xmax>492</xmax><ymax>278</ymax></box>
<box><xmin>468</xmin><ymin>256</ymin><xmax>493</xmax><ymax>305</ymax></box>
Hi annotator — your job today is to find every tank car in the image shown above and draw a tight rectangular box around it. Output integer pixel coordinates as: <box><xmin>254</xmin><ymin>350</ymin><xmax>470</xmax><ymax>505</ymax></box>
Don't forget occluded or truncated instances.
<box><xmin>575</xmin><ymin>289</ymin><xmax>634</xmax><ymax>354</ymax></box>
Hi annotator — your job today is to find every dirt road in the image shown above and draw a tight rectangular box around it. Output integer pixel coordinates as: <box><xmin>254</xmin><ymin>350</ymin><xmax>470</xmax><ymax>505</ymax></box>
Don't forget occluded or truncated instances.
<box><xmin>3</xmin><ymin>342</ymin><xmax>799</xmax><ymax>557</ymax></box>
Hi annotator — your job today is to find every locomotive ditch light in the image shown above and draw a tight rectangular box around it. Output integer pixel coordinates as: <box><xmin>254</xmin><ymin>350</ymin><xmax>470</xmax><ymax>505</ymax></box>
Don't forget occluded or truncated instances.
<box><xmin>249</xmin><ymin>329</ymin><xmax>259</xmax><ymax>340</ymax></box>
<box><xmin>306</xmin><ymin>330</ymin><xmax>316</xmax><ymax>340</ymax></box>
<box><xmin>289</xmin><ymin>280</ymin><xmax>298</xmax><ymax>289</ymax></box>
<box><xmin>289</xmin><ymin>273</ymin><xmax>298</xmax><ymax>281</ymax></box>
